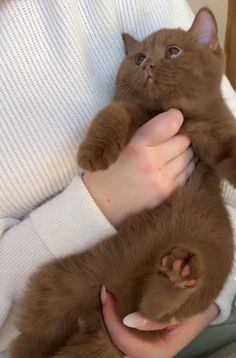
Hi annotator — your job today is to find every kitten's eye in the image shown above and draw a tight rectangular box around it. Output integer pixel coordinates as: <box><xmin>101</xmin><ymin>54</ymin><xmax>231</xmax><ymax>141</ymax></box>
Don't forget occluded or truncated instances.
<box><xmin>135</xmin><ymin>53</ymin><xmax>146</xmax><ymax>65</ymax></box>
<box><xmin>165</xmin><ymin>46</ymin><xmax>182</xmax><ymax>59</ymax></box>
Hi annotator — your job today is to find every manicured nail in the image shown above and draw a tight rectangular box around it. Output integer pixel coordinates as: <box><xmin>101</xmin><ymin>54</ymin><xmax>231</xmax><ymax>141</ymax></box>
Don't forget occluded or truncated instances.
<box><xmin>101</xmin><ymin>285</ymin><xmax>107</xmax><ymax>305</ymax></box>
<box><xmin>123</xmin><ymin>312</ymin><xmax>149</xmax><ymax>328</ymax></box>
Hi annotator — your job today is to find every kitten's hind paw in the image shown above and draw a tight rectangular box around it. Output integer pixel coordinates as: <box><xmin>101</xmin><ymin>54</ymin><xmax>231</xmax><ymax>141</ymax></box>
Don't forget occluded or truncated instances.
<box><xmin>160</xmin><ymin>247</ymin><xmax>202</xmax><ymax>289</ymax></box>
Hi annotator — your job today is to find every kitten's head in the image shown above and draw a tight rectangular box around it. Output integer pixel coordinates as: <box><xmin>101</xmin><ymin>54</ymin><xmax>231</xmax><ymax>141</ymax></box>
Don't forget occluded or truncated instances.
<box><xmin>116</xmin><ymin>8</ymin><xmax>224</xmax><ymax>112</ymax></box>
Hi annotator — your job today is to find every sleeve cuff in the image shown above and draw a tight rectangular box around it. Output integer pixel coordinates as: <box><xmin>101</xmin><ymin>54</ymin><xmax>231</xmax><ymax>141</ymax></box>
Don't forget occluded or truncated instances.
<box><xmin>213</xmin><ymin>269</ymin><xmax>236</xmax><ymax>325</ymax></box>
<box><xmin>31</xmin><ymin>175</ymin><xmax>116</xmax><ymax>258</ymax></box>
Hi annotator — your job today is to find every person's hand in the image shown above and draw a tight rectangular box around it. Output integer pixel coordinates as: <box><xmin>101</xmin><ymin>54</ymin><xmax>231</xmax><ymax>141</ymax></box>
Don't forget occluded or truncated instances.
<box><xmin>101</xmin><ymin>287</ymin><xmax>219</xmax><ymax>358</ymax></box>
<box><xmin>83</xmin><ymin>109</ymin><xmax>194</xmax><ymax>227</ymax></box>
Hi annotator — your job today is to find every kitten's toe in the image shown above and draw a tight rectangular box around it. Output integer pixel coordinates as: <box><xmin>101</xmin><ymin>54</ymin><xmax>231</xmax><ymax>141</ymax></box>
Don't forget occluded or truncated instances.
<box><xmin>160</xmin><ymin>247</ymin><xmax>202</xmax><ymax>289</ymax></box>
<box><xmin>78</xmin><ymin>141</ymin><xmax>120</xmax><ymax>172</ymax></box>
<box><xmin>78</xmin><ymin>146</ymin><xmax>111</xmax><ymax>171</ymax></box>
<box><xmin>78</xmin><ymin>151</ymin><xmax>108</xmax><ymax>171</ymax></box>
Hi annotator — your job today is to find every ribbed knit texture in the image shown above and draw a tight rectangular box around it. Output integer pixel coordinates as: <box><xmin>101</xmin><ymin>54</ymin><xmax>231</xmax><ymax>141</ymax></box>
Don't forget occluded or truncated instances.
<box><xmin>0</xmin><ymin>0</ymin><xmax>236</xmax><ymax>354</ymax></box>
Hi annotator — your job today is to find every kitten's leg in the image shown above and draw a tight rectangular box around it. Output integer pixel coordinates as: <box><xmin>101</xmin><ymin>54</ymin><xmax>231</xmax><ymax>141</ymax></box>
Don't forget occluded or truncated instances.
<box><xmin>10</xmin><ymin>306</ymin><xmax>78</xmax><ymax>357</ymax></box>
<box><xmin>160</xmin><ymin>247</ymin><xmax>202</xmax><ymax>289</ymax></box>
<box><xmin>10</xmin><ymin>258</ymin><xmax>103</xmax><ymax>357</ymax></box>
<box><xmin>10</xmin><ymin>334</ymin><xmax>45</xmax><ymax>358</ymax></box>
<box><xmin>186</xmin><ymin>128</ymin><xmax>236</xmax><ymax>187</ymax></box>
<box><xmin>52</xmin><ymin>330</ymin><xmax>122</xmax><ymax>358</ymax></box>
<box><xmin>139</xmin><ymin>246</ymin><xmax>202</xmax><ymax>323</ymax></box>
<box><xmin>140</xmin><ymin>218</ymin><xmax>232</xmax><ymax>323</ymax></box>
<box><xmin>196</xmin><ymin>131</ymin><xmax>236</xmax><ymax>186</ymax></box>
<box><xmin>78</xmin><ymin>102</ymin><xmax>141</xmax><ymax>171</ymax></box>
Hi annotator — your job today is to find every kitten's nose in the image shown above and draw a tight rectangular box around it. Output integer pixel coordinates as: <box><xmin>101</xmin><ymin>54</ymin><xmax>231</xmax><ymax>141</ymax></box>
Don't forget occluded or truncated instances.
<box><xmin>143</xmin><ymin>63</ymin><xmax>154</xmax><ymax>71</ymax></box>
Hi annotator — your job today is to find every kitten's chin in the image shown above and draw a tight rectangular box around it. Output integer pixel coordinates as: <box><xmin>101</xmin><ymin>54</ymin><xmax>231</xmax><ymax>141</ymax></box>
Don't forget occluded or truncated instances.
<box><xmin>143</xmin><ymin>75</ymin><xmax>155</xmax><ymax>85</ymax></box>
<box><xmin>161</xmin><ymin>95</ymin><xmax>216</xmax><ymax>116</ymax></box>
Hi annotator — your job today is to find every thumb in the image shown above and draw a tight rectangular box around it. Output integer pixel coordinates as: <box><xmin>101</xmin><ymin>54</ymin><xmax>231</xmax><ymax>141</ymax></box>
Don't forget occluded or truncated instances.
<box><xmin>132</xmin><ymin>109</ymin><xmax>183</xmax><ymax>147</ymax></box>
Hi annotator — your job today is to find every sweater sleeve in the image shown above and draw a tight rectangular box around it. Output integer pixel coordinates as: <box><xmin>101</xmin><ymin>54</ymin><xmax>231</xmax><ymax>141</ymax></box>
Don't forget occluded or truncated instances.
<box><xmin>0</xmin><ymin>175</ymin><xmax>115</xmax><ymax>350</ymax></box>
<box><xmin>117</xmin><ymin>0</ymin><xmax>236</xmax><ymax>324</ymax></box>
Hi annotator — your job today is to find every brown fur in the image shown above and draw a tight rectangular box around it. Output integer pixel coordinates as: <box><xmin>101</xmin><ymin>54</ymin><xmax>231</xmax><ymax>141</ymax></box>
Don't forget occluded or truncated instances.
<box><xmin>11</xmin><ymin>8</ymin><xmax>235</xmax><ymax>358</ymax></box>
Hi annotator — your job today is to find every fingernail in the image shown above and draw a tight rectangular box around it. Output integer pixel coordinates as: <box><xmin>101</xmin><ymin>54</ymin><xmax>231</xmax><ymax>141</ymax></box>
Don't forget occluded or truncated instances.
<box><xmin>123</xmin><ymin>312</ymin><xmax>149</xmax><ymax>328</ymax></box>
<box><xmin>100</xmin><ymin>285</ymin><xmax>107</xmax><ymax>305</ymax></box>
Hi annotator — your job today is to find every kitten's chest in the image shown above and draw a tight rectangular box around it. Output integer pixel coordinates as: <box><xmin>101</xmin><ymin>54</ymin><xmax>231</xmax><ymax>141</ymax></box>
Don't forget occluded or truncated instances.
<box><xmin>179</xmin><ymin>120</ymin><xmax>205</xmax><ymax>138</ymax></box>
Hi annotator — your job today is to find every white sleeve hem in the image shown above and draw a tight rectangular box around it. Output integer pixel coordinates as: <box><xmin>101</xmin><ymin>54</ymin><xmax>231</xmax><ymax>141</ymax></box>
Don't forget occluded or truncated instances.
<box><xmin>31</xmin><ymin>175</ymin><xmax>116</xmax><ymax>258</ymax></box>
<box><xmin>212</xmin><ymin>260</ymin><xmax>236</xmax><ymax>325</ymax></box>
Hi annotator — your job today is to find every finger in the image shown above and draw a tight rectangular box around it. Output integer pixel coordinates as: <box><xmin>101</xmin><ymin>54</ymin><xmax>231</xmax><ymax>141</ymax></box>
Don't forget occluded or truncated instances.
<box><xmin>123</xmin><ymin>312</ymin><xmax>179</xmax><ymax>331</ymax></box>
<box><xmin>132</xmin><ymin>109</ymin><xmax>183</xmax><ymax>147</ymax></box>
<box><xmin>166</xmin><ymin>147</ymin><xmax>194</xmax><ymax>179</ymax></box>
<box><xmin>175</xmin><ymin>159</ymin><xmax>195</xmax><ymax>186</ymax></box>
<box><xmin>101</xmin><ymin>287</ymin><xmax>156</xmax><ymax>357</ymax></box>
<box><xmin>156</xmin><ymin>135</ymin><xmax>191</xmax><ymax>165</ymax></box>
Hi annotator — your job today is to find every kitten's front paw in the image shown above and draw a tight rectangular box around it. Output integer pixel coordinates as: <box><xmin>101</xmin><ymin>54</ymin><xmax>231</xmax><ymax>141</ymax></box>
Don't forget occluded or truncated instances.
<box><xmin>78</xmin><ymin>141</ymin><xmax>121</xmax><ymax>172</ymax></box>
<box><xmin>160</xmin><ymin>247</ymin><xmax>202</xmax><ymax>289</ymax></box>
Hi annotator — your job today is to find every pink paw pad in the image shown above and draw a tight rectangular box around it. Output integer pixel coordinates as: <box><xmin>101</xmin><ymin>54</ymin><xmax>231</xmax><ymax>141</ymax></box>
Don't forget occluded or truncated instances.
<box><xmin>160</xmin><ymin>251</ymin><xmax>199</xmax><ymax>289</ymax></box>
<box><xmin>173</xmin><ymin>259</ymin><xmax>184</xmax><ymax>272</ymax></box>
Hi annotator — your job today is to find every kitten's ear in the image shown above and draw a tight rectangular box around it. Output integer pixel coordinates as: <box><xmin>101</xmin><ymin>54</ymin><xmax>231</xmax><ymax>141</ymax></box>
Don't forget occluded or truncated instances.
<box><xmin>189</xmin><ymin>7</ymin><xmax>219</xmax><ymax>51</ymax></box>
<box><xmin>122</xmin><ymin>33</ymin><xmax>140</xmax><ymax>55</ymax></box>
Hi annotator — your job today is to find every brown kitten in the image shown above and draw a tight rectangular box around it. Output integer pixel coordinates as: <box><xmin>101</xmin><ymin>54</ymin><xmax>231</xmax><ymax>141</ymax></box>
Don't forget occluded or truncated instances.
<box><xmin>11</xmin><ymin>8</ymin><xmax>235</xmax><ymax>358</ymax></box>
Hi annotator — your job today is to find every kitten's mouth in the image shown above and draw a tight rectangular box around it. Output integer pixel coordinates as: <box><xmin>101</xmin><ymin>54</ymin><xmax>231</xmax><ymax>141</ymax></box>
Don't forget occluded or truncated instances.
<box><xmin>144</xmin><ymin>68</ymin><xmax>155</xmax><ymax>84</ymax></box>
<box><xmin>144</xmin><ymin>73</ymin><xmax>155</xmax><ymax>84</ymax></box>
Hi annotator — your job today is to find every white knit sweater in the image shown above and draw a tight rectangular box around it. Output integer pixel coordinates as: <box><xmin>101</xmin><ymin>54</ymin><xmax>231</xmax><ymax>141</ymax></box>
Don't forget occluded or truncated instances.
<box><xmin>0</xmin><ymin>0</ymin><xmax>236</xmax><ymax>353</ymax></box>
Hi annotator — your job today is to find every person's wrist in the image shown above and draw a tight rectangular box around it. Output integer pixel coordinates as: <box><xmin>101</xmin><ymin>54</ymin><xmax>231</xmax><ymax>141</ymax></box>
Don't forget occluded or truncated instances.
<box><xmin>82</xmin><ymin>170</ymin><xmax>125</xmax><ymax>228</ymax></box>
